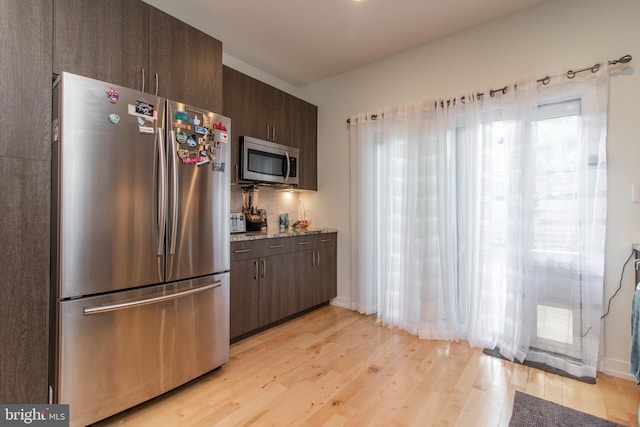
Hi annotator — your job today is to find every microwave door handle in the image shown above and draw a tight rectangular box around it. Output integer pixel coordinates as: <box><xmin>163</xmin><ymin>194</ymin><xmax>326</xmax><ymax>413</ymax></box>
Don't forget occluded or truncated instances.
<box><xmin>284</xmin><ymin>151</ymin><xmax>290</xmax><ymax>182</ymax></box>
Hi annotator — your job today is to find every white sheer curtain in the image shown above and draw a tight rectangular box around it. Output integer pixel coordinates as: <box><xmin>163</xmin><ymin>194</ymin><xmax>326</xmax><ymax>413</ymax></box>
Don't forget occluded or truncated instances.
<box><xmin>349</xmin><ymin>64</ymin><xmax>608</xmax><ymax>378</ymax></box>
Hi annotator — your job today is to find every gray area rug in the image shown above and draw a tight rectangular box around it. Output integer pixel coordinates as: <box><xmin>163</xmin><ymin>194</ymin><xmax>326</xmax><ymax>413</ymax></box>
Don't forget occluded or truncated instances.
<box><xmin>509</xmin><ymin>392</ymin><xmax>625</xmax><ymax>427</ymax></box>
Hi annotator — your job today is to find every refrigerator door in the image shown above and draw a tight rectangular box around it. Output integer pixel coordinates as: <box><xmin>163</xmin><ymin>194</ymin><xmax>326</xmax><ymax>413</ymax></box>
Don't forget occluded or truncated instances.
<box><xmin>54</xmin><ymin>72</ymin><xmax>166</xmax><ymax>299</ymax></box>
<box><xmin>56</xmin><ymin>273</ymin><xmax>230</xmax><ymax>427</ymax></box>
<box><xmin>166</xmin><ymin>100</ymin><xmax>230</xmax><ymax>282</ymax></box>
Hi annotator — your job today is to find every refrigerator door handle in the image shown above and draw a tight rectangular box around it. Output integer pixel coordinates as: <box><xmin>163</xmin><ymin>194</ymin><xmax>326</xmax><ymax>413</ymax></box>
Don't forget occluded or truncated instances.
<box><xmin>83</xmin><ymin>281</ymin><xmax>222</xmax><ymax>315</ymax></box>
<box><xmin>157</xmin><ymin>127</ymin><xmax>167</xmax><ymax>256</ymax></box>
<box><xmin>169</xmin><ymin>130</ymin><xmax>178</xmax><ymax>255</ymax></box>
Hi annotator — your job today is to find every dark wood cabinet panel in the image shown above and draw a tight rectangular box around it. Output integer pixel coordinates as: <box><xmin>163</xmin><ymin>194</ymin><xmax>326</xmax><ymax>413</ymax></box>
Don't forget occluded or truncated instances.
<box><xmin>230</xmin><ymin>259</ymin><xmax>260</xmax><ymax>338</ymax></box>
<box><xmin>316</xmin><ymin>245</ymin><xmax>337</xmax><ymax>303</ymax></box>
<box><xmin>295</xmin><ymin>98</ymin><xmax>318</xmax><ymax>190</ymax></box>
<box><xmin>259</xmin><ymin>253</ymin><xmax>296</xmax><ymax>326</ymax></box>
<box><xmin>294</xmin><ymin>249</ymin><xmax>316</xmax><ymax>312</ymax></box>
<box><xmin>148</xmin><ymin>7</ymin><xmax>222</xmax><ymax>112</ymax></box>
<box><xmin>223</xmin><ymin>66</ymin><xmax>318</xmax><ymax>189</ymax></box>
<box><xmin>293</xmin><ymin>233</ymin><xmax>337</xmax><ymax>311</ymax></box>
<box><xmin>2</xmin><ymin>0</ymin><xmax>53</xmax><ymax>162</ymax></box>
<box><xmin>0</xmin><ymin>0</ymin><xmax>52</xmax><ymax>403</ymax></box>
<box><xmin>223</xmin><ymin>66</ymin><xmax>269</xmax><ymax>183</ymax></box>
<box><xmin>53</xmin><ymin>0</ymin><xmax>149</xmax><ymax>90</ymax></box>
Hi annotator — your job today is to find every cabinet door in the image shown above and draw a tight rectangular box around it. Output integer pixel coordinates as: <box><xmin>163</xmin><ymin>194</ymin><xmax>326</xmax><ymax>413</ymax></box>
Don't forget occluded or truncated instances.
<box><xmin>316</xmin><ymin>246</ymin><xmax>337</xmax><ymax>303</ymax></box>
<box><xmin>223</xmin><ymin>66</ymin><xmax>269</xmax><ymax>182</ymax></box>
<box><xmin>268</xmin><ymin>86</ymin><xmax>291</xmax><ymax>144</ymax></box>
<box><xmin>230</xmin><ymin>259</ymin><xmax>260</xmax><ymax>339</ymax></box>
<box><xmin>259</xmin><ymin>253</ymin><xmax>295</xmax><ymax>326</ymax></box>
<box><xmin>294</xmin><ymin>98</ymin><xmax>318</xmax><ymax>190</ymax></box>
<box><xmin>294</xmin><ymin>249</ymin><xmax>317</xmax><ymax>312</ymax></box>
<box><xmin>148</xmin><ymin>7</ymin><xmax>222</xmax><ymax>111</ymax></box>
<box><xmin>53</xmin><ymin>0</ymin><xmax>149</xmax><ymax>90</ymax></box>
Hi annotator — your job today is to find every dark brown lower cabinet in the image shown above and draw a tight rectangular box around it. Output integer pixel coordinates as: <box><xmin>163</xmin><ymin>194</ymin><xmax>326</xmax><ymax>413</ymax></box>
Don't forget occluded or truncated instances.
<box><xmin>230</xmin><ymin>258</ymin><xmax>260</xmax><ymax>338</ymax></box>
<box><xmin>316</xmin><ymin>244</ymin><xmax>338</xmax><ymax>303</ymax></box>
<box><xmin>230</xmin><ymin>232</ymin><xmax>336</xmax><ymax>341</ymax></box>
<box><xmin>294</xmin><ymin>233</ymin><xmax>337</xmax><ymax>312</ymax></box>
<box><xmin>258</xmin><ymin>253</ymin><xmax>296</xmax><ymax>325</ymax></box>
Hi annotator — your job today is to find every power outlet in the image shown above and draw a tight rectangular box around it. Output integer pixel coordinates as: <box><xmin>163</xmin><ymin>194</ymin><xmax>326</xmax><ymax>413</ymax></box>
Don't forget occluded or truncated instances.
<box><xmin>633</xmin><ymin>184</ymin><xmax>640</xmax><ymax>203</ymax></box>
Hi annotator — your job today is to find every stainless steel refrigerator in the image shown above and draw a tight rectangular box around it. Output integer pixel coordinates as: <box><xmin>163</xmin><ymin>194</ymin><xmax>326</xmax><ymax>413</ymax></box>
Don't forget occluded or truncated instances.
<box><xmin>50</xmin><ymin>72</ymin><xmax>230</xmax><ymax>427</ymax></box>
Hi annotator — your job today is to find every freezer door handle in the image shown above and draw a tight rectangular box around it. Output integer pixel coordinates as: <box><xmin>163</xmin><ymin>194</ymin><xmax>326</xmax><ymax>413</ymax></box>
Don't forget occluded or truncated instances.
<box><xmin>157</xmin><ymin>127</ymin><xmax>167</xmax><ymax>256</ymax></box>
<box><xmin>83</xmin><ymin>281</ymin><xmax>222</xmax><ymax>315</ymax></box>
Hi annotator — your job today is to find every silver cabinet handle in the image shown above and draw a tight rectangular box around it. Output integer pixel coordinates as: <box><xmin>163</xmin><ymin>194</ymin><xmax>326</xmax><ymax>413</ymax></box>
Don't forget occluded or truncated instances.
<box><xmin>297</xmin><ymin>241</ymin><xmax>311</xmax><ymax>246</ymax></box>
<box><xmin>320</xmin><ymin>239</ymin><xmax>332</xmax><ymax>243</ymax></box>
<box><xmin>269</xmin><ymin>244</ymin><xmax>284</xmax><ymax>249</ymax></box>
<box><xmin>272</xmin><ymin>126</ymin><xmax>276</xmax><ymax>142</ymax></box>
<box><xmin>255</xmin><ymin>260</ymin><xmax>259</xmax><ymax>280</ymax></box>
<box><xmin>317</xmin><ymin>250</ymin><xmax>320</xmax><ymax>266</ymax></box>
<box><xmin>312</xmin><ymin>251</ymin><xmax>315</xmax><ymax>266</ymax></box>
<box><xmin>261</xmin><ymin>259</ymin><xmax>266</xmax><ymax>279</ymax></box>
<box><xmin>233</xmin><ymin>249</ymin><xmax>252</xmax><ymax>254</ymax></box>
<box><xmin>156</xmin><ymin>128</ymin><xmax>166</xmax><ymax>256</ymax></box>
<box><xmin>84</xmin><ymin>281</ymin><xmax>221</xmax><ymax>315</ymax></box>
<box><xmin>235</xmin><ymin>163</ymin><xmax>239</xmax><ymax>183</ymax></box>
<box><xmin>154</xmin><ymin>72</ymin><xmax>159</xmax><ymax>96</ymax></box>
<box><xmin>141</xmin><ymin>68</ymin><xmax>145</xmax><ymax>93</ymax></box>
<box><xmin>266</xmin><ymin>124</ymin><xmax>270</xmax><ymax>140</ymax></box>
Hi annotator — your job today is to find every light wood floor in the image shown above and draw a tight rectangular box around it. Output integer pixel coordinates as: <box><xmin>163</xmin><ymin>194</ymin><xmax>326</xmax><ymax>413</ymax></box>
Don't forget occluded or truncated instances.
<box><xmin>98</xmin><ymin>305</ymin><xmax>640</xmax><ymax>426</ymax></box>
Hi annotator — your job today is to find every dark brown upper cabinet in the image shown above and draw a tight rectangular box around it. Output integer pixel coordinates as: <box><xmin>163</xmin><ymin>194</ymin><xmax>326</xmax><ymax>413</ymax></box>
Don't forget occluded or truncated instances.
<box><xmin>148</xmin><ymin>8</ymin><xmax>222</xmax><ymax>113</ymax></box>
<box><xmin>53</xmin><ymin>0</ymin><xmax>222</xmax><ymax>112</ymax></box>
<box><xmin>223</xmin><ymin>66</ymin><xmax>318</xmax><ymax>190</ymax></box>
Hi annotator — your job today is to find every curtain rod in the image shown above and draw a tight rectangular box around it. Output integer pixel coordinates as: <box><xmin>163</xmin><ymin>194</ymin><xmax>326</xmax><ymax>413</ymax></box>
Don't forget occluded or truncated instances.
<box><xmin>346</xmin><ymin>54</ymin><xmax>632</xmax><ymax>124</ymax></box>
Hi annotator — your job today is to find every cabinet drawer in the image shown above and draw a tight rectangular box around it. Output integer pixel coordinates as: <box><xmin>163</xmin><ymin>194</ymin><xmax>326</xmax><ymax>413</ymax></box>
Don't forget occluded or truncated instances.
<box><xmin>292</xmin><ymin>234</ymin><xmax>317</xmax><ymax>250</ymax></box>
<box><xmin>317</xmin><ymin>233</ymin><xmax>337</xmax><ymax>248</ymax></box>
<box><xmin>231</xmin><ymin>241</ymin><xmax>260</xmax><ymax>261</ymax></box>
<box><xmin>260</xmin><ymin>237</ymin><xmax>293</xmax><ymax>256</ymax></box>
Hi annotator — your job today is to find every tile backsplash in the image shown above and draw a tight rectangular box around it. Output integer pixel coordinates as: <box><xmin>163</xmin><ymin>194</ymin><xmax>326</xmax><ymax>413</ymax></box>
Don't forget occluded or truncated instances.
<box><xmin>231</xmin><ymin>186</ymin><xmax>306</xmax><ymax>230</ymax></box>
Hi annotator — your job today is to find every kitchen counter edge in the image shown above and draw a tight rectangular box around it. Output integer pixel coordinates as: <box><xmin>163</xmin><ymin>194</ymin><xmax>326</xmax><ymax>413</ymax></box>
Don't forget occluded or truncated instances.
<box><xmin>231</xmin><ymin>228</ymin><xmax>338</xmax><ymax>242</ymax></box>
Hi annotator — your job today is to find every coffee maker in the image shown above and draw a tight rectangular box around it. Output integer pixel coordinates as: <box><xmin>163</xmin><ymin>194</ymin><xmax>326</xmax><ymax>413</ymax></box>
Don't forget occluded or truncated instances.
<box><xmin>241</xmin><ymin>185</ymin><xmax>267</xmax><ymax>232</ymax></box>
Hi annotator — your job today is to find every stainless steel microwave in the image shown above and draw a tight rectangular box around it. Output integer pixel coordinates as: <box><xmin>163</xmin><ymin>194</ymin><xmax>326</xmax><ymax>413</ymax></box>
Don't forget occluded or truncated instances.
<box><xmin>239</xmin><ymin>136</ymin><xmax>299</xmax><ymax>186</ymax></box>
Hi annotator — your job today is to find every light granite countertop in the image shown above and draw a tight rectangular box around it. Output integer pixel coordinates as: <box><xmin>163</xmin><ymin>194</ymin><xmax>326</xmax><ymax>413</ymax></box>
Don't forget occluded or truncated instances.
<box><xmin>230</xmin><ymin>228</ymin><xmax>338</xmax><ymax>242</ymax></box>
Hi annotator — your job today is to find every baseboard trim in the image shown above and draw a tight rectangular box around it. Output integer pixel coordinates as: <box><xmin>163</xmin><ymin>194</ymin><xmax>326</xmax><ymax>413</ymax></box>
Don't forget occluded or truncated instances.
<box><xmin>600</xmin><ymin>357</ymin><xmax>636</xmax><ymax>382</ymax></box>
<box><xmin>330</xmin><ymin>297</ymin><xmax>351</xmax><ymax>309</ymax></box>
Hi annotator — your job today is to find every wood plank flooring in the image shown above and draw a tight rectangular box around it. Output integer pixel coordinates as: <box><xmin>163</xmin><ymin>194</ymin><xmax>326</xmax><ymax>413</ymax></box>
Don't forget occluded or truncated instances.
<box><xmin>97</xmin><ymin>305</ymin><xmax>640</xmax><ymax>426</ymax></box>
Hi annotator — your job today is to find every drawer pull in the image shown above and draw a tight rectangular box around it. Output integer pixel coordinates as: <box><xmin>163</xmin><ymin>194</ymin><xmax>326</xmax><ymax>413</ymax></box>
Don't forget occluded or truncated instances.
<box><xmin>269</xmin><ymin>244</ymin><xmax>284</xmax><ymax>249</ymax></box>
<box><xmin>297</xmin><ymin>241</ymin><xmax>311</xmax><ymax>246</ymax></box>
<box><xmin>233</xmin><ymin>249</ymin><xmax>252</xmax><ymax>254</ymax></box>
<box><xmin>320</xmin><ymin>239</ymin><xmax>332</xmax><ymax>243</ymax></box>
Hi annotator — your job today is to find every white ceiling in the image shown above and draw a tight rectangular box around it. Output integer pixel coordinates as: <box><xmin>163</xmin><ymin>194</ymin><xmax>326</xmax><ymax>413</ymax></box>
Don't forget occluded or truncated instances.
<box><xmin>144</xmin><ymin>0</ymin><xmax>549</xmax><ymax>87</ymax></box>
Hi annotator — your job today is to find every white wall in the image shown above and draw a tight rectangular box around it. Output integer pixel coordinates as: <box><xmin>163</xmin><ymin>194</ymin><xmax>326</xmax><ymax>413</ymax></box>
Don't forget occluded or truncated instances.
<box><xmin>297</xmin><ymin>0</ymin><xmax>640</xmax><ymax>379</ymax></box>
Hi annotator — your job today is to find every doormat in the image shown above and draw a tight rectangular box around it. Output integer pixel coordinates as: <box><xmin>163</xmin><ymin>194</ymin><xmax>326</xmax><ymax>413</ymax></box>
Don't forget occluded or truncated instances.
<box><xmin>509</xmin><ymin>391</ymin><xmax>624</xmax><ymax>426</ymax></box>
<box><xmin>483</xmin><ymin>347</ymin><xmax>596</xmax><ymax>384</ymax></box>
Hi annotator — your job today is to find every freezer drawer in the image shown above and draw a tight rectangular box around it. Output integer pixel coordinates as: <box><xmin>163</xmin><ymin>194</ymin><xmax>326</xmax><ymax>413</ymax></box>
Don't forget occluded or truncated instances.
<box><xmin>55</xmin><ymin>273</ymin><xmax>229</xmax><ymax>427</ymax></box>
